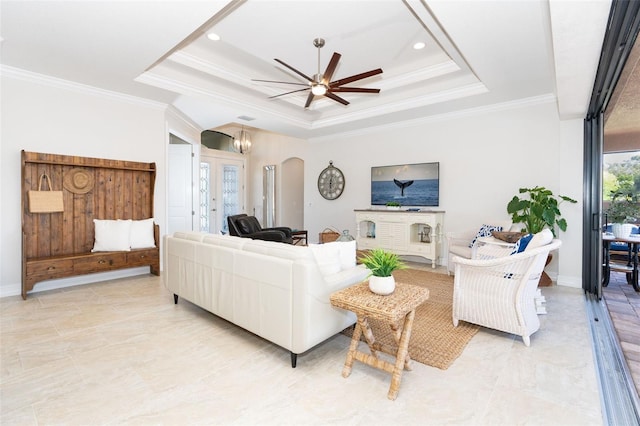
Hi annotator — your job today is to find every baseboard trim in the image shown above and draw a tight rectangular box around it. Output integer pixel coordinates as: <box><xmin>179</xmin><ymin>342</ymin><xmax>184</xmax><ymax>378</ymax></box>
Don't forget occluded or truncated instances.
<box><xmin>0</xmin><ymin>267</ymin><xmax>152</xmax><ymax>298</ymax></box>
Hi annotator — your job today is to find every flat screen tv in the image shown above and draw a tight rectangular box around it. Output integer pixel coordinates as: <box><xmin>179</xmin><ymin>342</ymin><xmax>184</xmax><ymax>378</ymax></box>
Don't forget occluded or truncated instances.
<box><xmin>371</xmin><ymin>162</ymin><xmax>439</xmax><ymax>207</ymax></box>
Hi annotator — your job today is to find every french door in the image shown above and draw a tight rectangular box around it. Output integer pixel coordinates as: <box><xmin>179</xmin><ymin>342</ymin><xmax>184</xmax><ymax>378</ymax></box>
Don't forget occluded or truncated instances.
<box><xmin>200</xmin><ymin>151</ymin><xmax>245</xmax><ymax>234</ymax></box>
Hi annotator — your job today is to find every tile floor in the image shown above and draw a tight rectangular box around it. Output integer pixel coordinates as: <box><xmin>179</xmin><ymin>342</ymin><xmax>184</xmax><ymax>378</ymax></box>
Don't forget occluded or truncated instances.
<box><xmin>1</xmin><ymin>272</ymin><xmax>603</xmax><ymax>425</ymax></box>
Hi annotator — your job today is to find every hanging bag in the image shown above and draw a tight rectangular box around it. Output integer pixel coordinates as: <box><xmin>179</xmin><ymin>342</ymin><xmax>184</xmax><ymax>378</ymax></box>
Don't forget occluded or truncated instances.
<box><xmin>28</xmin><ymin>173</ymin><xmax>64</xmax><ymax>213</ymax></box>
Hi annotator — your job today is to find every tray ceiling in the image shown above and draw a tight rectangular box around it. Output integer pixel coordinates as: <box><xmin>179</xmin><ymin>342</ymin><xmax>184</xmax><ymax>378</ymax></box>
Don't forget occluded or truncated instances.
<box><xmin>0</xmin><ymin>0</ymin><xmax>621</xmax><ymax>141</ymax></box>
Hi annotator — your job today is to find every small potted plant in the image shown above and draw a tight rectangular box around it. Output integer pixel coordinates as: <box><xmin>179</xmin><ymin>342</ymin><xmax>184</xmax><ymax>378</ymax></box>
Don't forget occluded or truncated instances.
<box><xmin>506</xmin><ymin>186</ymin><xmax>577</xmax><ymax>236</ymax></box>
<box><xmin>385</xmin><ymin>201</ymin><xmax>402</xmax><ymax>210</ymax></box>
<box><xmin>605</xmin><ymin>190</ymin><xmax>638</xmax><ymax>238</ymax></box>
<box><xmin>359</xmin><ymin>248</ymin><xmax>406</xmax><ymax>295</ymax></box>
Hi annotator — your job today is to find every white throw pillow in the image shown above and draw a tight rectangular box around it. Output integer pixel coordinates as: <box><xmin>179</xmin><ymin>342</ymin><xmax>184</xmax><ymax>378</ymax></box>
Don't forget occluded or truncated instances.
<box><xmin>130</xmin><ymin>218</ymin><xmax>156</xmax><ymax>249</ymax></box>
<box><xmin>309</xmin><ymin>243</ymin><xmax>342</xmax><ymax>276</ymax></box>
<box><xmin>525</xmin><ymin>228</ymin><xmax>554</xmax><ymax>251</ymax></box>
<box><xmin>325</xmin><ymin>240</ymin><xmax>356</xmax><ymax>270</ymax></box>
<box><xmin>92</xmin><ymin>219</ymin><xmax>132</xmax><ymax>252</ymax></box>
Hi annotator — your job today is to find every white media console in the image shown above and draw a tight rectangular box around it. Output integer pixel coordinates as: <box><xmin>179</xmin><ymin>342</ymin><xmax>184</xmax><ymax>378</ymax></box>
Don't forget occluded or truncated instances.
<box><xmin>354</xmin><ymin>209</ymin><xmax>445</xmax><ymax>268</ymax></box>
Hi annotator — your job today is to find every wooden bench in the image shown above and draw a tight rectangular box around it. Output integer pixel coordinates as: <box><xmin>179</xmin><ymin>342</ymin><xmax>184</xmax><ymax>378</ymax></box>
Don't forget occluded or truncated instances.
<box><xmin>21</xmin><ymin>151</ymin><xmax>160</xmax><ymax>299</ymax></box>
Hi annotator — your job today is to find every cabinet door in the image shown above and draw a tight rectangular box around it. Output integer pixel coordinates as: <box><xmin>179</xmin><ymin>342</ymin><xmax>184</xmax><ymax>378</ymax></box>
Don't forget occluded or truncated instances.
<box><xmin>377</xmin><ymin>221</ymin><xmax>407</xmax><ymax>250</ymax></box>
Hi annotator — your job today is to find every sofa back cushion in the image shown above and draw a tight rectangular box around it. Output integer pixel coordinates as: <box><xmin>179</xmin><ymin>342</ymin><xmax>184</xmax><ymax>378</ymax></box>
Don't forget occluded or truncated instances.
<box><xmin>172</xmin><ymin>231</ymin><xmax>208</xmax><ymax>242</ymax></box>
<box><xmin>243</xmin><ymin>238</ymin><xmax>313</xmax><ymax>261</ymax></box>
<box><xmin>202</xmin><ymin>234</ymin><xmax>247</xmax><ymax>250</ymax></box>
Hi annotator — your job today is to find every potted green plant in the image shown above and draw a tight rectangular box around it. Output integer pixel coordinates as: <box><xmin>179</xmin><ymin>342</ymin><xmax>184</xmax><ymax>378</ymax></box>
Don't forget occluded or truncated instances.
<box><xmin>385</xmin><ymin>201</ymin><xmax>402</xmax><ymax>210</ymax></box>
<box><xmin>605</xmin><ymin>190</ymin><xmax>638</xmax><ymax>237</ymax></box>
<box><xmin>506</xmin><ymin>186</ymin><xmax>577</xmax><ymax>236</ymax></box>
<box><xmin>359</xmin><ymin>248</ymin><xmax>406</xmax><ymax>295</ymax></box>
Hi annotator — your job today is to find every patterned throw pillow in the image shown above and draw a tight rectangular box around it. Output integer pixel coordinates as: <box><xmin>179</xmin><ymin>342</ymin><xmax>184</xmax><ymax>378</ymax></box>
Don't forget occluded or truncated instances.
<box><xmin>469</xmin><ymin>224</ymin><xmax>504</xmax><ymax>248</ymax></box>
<box><xmin>510</xmin><ymin>233</ymin><xmax>534</xmax><ymax>254</ymax></box>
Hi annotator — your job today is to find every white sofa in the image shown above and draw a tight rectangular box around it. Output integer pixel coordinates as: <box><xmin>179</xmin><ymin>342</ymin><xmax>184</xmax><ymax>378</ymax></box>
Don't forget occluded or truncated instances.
<box><xmin>163</xmin><ymin>232</ymin><xmax>370</xmax><ymax>367</ymax></box>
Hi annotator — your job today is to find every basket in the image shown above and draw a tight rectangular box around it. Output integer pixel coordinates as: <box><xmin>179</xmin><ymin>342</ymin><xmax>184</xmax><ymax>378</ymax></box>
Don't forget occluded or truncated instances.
<box><xmin>319</xmin><ymin>228</ymin><xmax>340</xmax><ymax>244</ymax></box>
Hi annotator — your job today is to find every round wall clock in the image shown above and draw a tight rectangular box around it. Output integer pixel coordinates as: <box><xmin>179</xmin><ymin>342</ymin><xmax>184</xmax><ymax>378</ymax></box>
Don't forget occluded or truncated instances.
<box><xmin>317</xmin><ymin>161</ymin><xmax>345</xmax><ymax>200</ymax></box>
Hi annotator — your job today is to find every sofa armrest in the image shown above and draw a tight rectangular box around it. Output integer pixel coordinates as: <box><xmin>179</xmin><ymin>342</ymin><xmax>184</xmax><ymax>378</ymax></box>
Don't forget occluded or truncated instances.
<box><xmin>265</xmin><ymin>226</ymin><xmax>293</xmax><ymax>238</ymax></box>
<box><xmin>246</xmin><ymin>230</ymin><xmax>289</xmax><ymax>242</ymax></box>
<box><xmin>446</xmin><ymin>229</ymin><xmax>476</xmax><ymax>248</ymax></box>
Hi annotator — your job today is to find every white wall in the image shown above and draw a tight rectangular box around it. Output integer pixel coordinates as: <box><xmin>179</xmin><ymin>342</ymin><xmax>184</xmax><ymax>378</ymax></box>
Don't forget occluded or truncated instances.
<box><xmin>241</xmin><ymin>130</ymin><xmax>308</xmax><ymax>227</ymax></box>
<box><xmin>0</xmin><ymin>72</ymin><xmax>168</xmax><ymax>297</ymax></box>
<box><xmin>0</xmin><ymin>71</ymin><xmax>585</xmax><ymax>296</ymax></box>
<box><xmin>303</xmin><ymin>99</ymin><xmax>584</xmax><ymax>286</ymax></box>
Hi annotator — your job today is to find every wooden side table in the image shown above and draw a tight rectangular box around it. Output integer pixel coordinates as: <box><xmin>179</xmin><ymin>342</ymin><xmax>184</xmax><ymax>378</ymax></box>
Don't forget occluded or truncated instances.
<box><xmin>291</xmin><ymin>230</ymin><xmax>308</xmax><ymax>246</ymax></box>
<box><xmin>330</xmin><ymin>281</ymin><xmax>429</xmax><ymax>400</ymax></box>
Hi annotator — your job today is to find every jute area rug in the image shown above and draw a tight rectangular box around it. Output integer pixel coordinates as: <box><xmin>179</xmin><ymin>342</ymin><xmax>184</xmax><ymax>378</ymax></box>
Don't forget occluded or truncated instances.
<box><xmin>342</xmin><ymin>268</ymin><xmax>479</xmax><ymax>370</ymax></box>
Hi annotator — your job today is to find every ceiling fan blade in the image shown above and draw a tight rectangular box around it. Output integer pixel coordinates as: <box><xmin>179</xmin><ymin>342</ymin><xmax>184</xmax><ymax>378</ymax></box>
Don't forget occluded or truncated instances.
<box><xmin>269</xmin><ymin>87</ymin><xmax>311</xmax><ymax>99</ymax></box>
<box><xmin>274</xmin><ymin>59</ymin><xmax>313</xmax><ymax>82</ymax></box>
<box><xmin>330</xmin><ymin>87</ymin><xmax>381</xmax><ymax>94</ymax></box>
<box><xmin>304</xmin><ymin>92</ymin><xmax>315</xmax><ymax>108</ymax></box>
<box><xmin>321</xmin><ymin>52</ymin><xmax>341</xmax><ymax>84</ymax></box>
<box><xmin>252</xmin><ymin>79</ymin><xmax>309</xmax><ymax>86</ymax></box>
<box><xmin>325</xmin><ymin>92</ymin><xmax>350</xmax><ymax>106</ymax></box>
<box><xmin>330</xmin><ymin>68</ymin><xmax>383</xmax><ymax>88</ymax></box>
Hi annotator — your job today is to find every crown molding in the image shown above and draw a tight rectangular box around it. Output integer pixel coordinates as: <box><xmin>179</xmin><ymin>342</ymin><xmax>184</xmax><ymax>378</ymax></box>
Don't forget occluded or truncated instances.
<box><xmin>136</xmin><ymin>71</ymin><xmax>313</xmax><ymax>130</ymax></box>
<box><xmin>166</xmin><ymin>105</ymin><xmax>203</xmax><ymax>134</ymax></box>
<box><xmin>309</xmin><ymin>93</ymin><xmax>557</xmax><ymax>143</ymax></box>
<box><xmin>311</xmin><ymin>82</ymin><xmax>488</xmax><ymax>129</ymax></box>
<box><xmin>0</xmin><ymin>65</ymin><xmax>167</xmax><ymax>110</ymax></box>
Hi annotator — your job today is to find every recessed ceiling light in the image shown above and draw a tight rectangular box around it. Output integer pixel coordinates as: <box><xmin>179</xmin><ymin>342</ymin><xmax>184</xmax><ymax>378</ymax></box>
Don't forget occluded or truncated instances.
<box><xmin>207</xmin><ymin>32</ymin><xmax>220</xmax><ymax>41</ymax></box>
<box><xmin>413</xmin><ymin>42</ymin><xmax>426</xmax><ymax>50</ymax></box>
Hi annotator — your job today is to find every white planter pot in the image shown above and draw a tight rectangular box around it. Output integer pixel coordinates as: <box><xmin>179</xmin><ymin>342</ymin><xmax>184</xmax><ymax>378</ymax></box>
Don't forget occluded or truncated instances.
<box><xmin>386</xmin><ymin>206</ymin><xmax>401</xmax><ymax>210</ymax></box>
<box><xmin>369</xmin><ymin>275</ymin><xmax>396</xmax><ymax>295</ymax></box>
<box><xmin>612</xmin><ymin>223</ymin><xmax>634</xmax><ymax>238</ymax></box>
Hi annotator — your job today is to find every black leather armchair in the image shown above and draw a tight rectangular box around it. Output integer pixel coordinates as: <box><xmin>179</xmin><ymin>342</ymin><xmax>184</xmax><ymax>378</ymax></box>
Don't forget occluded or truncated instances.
<box><xmin>227</xmin><ymin>214</ymin><xmax>293</xmax><ymax>244</ymax></box>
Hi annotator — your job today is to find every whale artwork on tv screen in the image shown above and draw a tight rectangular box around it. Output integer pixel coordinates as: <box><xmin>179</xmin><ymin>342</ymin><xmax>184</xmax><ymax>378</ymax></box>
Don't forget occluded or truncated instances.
<box><xmin>371</xmin><ymin>162</ymin><xmax>439</xmax><ymax>207</ymax></box>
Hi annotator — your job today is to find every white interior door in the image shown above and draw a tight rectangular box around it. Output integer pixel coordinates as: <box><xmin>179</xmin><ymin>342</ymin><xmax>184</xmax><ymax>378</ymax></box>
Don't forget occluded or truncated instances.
<box><xmin>200</xmin><ymin>151</ymin><xmax>245</xmax><ymax>234</ymax></box>
<box><xmin>168</xmin><ymin>143</ymin><xmax>194</xmax><ymax>234</ymax></box>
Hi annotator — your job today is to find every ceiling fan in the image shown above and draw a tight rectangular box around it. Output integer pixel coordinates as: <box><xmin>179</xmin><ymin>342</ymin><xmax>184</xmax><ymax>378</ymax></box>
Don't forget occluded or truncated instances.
<box><xmin>253</xmin><ymin>38</ymin><xmax>383</xmax><ymax>109</ymax></box>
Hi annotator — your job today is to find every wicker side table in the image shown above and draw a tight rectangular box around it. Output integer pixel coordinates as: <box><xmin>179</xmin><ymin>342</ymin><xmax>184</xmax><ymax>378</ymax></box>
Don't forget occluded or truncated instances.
<box><xmin>330</xmin><ymin>281</ymin><xmax>429</xmax><ymax>400</ymax></box>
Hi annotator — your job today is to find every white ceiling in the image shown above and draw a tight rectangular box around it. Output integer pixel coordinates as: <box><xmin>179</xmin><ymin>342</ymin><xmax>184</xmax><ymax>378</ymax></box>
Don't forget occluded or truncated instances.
<box><xmin>0</xmin><ymin>0</ymin><xmax>613</xmax><ymax>141</ymax></box>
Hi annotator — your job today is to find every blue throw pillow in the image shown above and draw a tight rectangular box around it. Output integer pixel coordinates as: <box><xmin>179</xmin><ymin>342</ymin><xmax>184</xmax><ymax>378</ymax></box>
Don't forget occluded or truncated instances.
<box><xmin>511</xmin><ymin>233</ymin><xmax>534</xmax><ymax>254</ymax></box>
<box><xmin>469</xmin><ymin>224</ymin><xmax>504</xmax><ymax>248</ymax></box>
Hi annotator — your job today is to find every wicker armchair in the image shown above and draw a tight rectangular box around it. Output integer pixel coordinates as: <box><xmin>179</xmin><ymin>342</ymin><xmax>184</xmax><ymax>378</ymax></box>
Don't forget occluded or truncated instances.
<box><xmin>451</xmin><ymin>239</ymin><xmax>562</xmax><ymax>346</ymax></box>
<box><xmin>446</xmin><ymin>220</ymin><xmax>513</xmax><ymax>274</ymax></box>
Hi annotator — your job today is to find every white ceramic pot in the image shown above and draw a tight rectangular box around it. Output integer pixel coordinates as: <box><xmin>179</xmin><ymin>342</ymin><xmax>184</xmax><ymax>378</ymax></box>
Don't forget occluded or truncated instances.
<box><xmin>612</xmin><ymin>223</ymin><xmax>634</xmax><ymax>238</ymax></box>
<box><xmin>369</xmin><ymin>275</ymin><xmax>396</xmax><ymax>295</ymax></box>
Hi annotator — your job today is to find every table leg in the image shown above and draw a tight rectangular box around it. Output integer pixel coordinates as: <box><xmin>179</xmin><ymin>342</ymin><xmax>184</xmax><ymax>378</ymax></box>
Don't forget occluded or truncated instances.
<box><xmin>388</xmin><ymin>310</ymin><xmax>416</xmax><ymax>400</ymax></box>
<box><xmin>342</xmin><ymin>320</ymin><xmax>363</xmax><ymax>378</ymax></box>
<box><xmin>358</xmin><ymin>317</ymin><xmax>379</xmax><ymax>358</ymax></box>
<box><xmin>389</xmin><ymin>321</ymin><xmax>412</xmax><ymax>371</ymax></box>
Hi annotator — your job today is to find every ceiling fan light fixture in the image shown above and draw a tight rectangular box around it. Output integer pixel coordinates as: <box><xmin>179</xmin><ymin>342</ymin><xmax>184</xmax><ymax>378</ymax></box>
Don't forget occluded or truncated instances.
<box><xmin>253</xmin><ymin>37</ymin><xmax>382</xmax><ymax>109</ymax></box>
<box><xmin>311</xmin><ymin>84</ymin><xmax>327</xmax><ymax>96</ymax></box>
